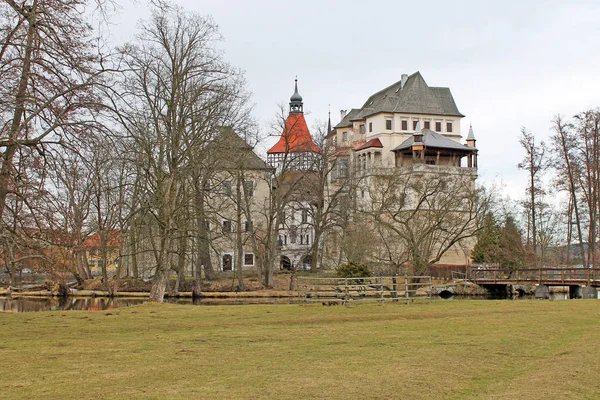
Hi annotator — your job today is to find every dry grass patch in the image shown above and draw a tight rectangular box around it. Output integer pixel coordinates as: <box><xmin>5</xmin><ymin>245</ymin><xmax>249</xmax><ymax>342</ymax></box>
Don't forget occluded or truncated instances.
<box><xmin>1</xmin><ymin>300</ymin><xmax>600</xmax><ymax>399</ymax></box>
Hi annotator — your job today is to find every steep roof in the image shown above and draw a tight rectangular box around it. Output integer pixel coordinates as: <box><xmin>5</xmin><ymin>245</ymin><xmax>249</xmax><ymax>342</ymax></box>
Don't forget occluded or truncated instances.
<box><xmin>392</xmin><ymin>130</ymin><xmax>475</xmax><ymax>152</ymax></box>
<box><xmin>334</xmin><ymin>108</ymin><xmax>361</xmax><ymax>129</ymax></box>
<box><xmin>356</xmin><ymin>138</ymin><xmax>383</xmax><ymax>151</ymax></box>
<box><xmin>351</xmin><ymin>72</ymin><xmax>464</xmax><ymax>120</ymax></box>
<box><xmin>214</xmin><ymin>127</ymin><xmax>273</xmax><ymax>171</ymax></box>
<box><xmin>267</xmin><ymin>113</ymin><xmax>320</xmax><ymax>154</ymax></box>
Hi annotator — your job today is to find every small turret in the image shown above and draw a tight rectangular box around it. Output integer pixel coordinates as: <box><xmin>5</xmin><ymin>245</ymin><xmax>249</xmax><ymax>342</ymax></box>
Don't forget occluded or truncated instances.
<box><xmin>466</xmin><ymin>124</ymin><xmax>476</xmax><ymax>148</ymax></box>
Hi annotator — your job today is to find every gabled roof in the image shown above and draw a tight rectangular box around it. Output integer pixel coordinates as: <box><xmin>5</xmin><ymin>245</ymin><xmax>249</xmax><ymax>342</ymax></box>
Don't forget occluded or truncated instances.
<box><xmin>267</xmin><ymin>113</ymin><xmax>320</xmax><ymax>154</ymax></box>
<box><xmin>392</xmin><ymin>130</ymin><xmax>475</xmax><ymax>152</ymax></box>
<box><xmin>334</xmin><ymin>108</ymin><xmax>361</xmax><ymax>129</ymax></box>
<box><xmin>351</xmin><ymin>72</ymin><xmax>464</xmax><ymax>120</ymax></box>
<box><xmin>356</xmin><ymin>138</ymin><xmax>383</xmax><ymax>151</ymax></box>
<box><xmin>214</xmin><ymin>127</ymin><xmax>273</xmax><ymax>171</ymax></box>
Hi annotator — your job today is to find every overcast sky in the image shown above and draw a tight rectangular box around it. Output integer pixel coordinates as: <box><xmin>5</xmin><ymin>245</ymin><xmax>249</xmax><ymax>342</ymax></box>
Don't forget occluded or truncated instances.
<box><xmin>111</xmin><ymin>0</ymin><xmax>600</xmax><ymax>200</ymax></box>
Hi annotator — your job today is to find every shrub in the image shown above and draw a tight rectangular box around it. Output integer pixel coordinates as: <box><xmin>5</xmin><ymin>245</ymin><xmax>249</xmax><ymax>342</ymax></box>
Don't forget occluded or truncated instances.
<box><xmin>336</xmin><ymin>262</ymin><xmax>371</xmax><ymax>278</ymax></box>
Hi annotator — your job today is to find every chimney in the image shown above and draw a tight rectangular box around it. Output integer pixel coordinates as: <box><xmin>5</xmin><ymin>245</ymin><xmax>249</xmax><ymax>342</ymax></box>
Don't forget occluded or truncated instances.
<box><xmin>340</xmin><ymin>109</ymin><xmax>347</xmax><ymax>121</ymax></box>
<box><xmin>400</xmin><ymin>74</ymin><xmax>408</xmax><ymax>89</ymax></box>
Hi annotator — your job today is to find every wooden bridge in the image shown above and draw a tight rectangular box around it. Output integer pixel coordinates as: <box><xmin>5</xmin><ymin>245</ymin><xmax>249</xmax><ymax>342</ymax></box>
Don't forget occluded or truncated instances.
<box><xmin>468</xmin><ymin>267</ymin><xmax>600</xmax><ymax>287</ymax></box>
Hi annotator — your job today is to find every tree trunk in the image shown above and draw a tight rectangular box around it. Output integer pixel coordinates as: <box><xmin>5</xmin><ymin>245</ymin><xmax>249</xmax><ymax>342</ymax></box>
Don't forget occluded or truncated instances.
<box><xmin>235</xmin><ymin>177</ymin><xmax>245</xmax><ymax>291</ymax></box>
<box><xmin>149</xmin><ymin>234</ymin><xmax>173</xmax><ymax>302</ymax></box>
<box><xmin>0</xmin><ymin>2</ymin><xmax>37</xmax><ymax>220</ymax></box>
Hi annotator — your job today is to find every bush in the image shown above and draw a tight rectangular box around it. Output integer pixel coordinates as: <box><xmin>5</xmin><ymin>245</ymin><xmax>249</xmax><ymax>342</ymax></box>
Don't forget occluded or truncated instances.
<box><xmin>336</xmin><ymin>262</ymin><xmax>371</xmax><ymax>278</ymax></box>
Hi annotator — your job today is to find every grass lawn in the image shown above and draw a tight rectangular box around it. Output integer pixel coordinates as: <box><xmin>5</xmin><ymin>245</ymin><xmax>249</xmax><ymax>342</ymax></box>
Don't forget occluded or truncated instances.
<box><xmin>1</xmin><ymin>300</ymin><xmax>600</xmax><ymax>399</ymax></box>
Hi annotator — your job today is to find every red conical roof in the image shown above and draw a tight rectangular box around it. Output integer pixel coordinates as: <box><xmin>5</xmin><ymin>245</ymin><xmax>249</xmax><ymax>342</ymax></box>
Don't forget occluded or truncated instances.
<box><xmin>267</xmin><ymin>113</ymin><xmax>320</xmax><ymax>154</ymax></box>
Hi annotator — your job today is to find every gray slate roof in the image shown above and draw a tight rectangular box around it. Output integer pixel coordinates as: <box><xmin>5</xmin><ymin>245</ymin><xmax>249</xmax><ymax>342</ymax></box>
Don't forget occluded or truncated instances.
<box><xmin>393</xmin><ymin>129</ymin><xmax>475</xmax><ymax>152</ymax></box>
<box><xmin>334</xmin><ymin>108</ymin><xmax>361</xmax><ymax>129</ymax></box>
<box><xmin>351</xmin><ymin>72</ymin><xmax>464</xmax><ymax>120</ymax></box>
<box><xmin>213</xmin><ymin>127</ymin><xmax>273</xmax><ymax>171</ymax></box>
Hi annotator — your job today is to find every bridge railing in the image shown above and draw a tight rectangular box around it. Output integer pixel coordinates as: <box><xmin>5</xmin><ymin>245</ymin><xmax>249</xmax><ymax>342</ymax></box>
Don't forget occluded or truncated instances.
<box><xmin>468</xmin><ymin>267</ymin><xmax>600</xmax><ymax>285</ymax></box>
<box><xmin>296</xmin><ymin>276</ymin><xmax>432</xmax><ymax>305</ymax></box>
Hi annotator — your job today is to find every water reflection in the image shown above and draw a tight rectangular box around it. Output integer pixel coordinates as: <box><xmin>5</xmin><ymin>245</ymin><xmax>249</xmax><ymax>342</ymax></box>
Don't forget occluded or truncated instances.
<box><xmin>0</xmin><ymin>297</ymin><xmax>145</xmax><ymax>312</ymax></box>
<box><xmin>0</xmin><ymin>292</ymin><xmax>574</xmax><ymax>312</ymax></box>
<box><xmin>444</xmin><ymin>292</ymin><xmax>569</xmax><ymax>301</ymax></box>
<box><xmin>0</xmin><ymin>296</ymin><xmax>301</xmax><ymax>312</ymax></box>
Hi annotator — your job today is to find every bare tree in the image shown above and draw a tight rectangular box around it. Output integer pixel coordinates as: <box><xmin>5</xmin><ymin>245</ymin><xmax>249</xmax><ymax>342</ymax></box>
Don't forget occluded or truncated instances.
<box><xmin>362</xmin><ymin>167</ymin><xmax>490</xmax><ymax>276</ymax></box>
<box><xmin>110</xmin><ymin>3</ymin><xmax>251</xmax><ymax>301</ymax></box>
<box><xmin>518</xmin><ymin>128</ymin><xmax>547</xmax><ymax>267</ymax></box>
<box><xmin>0</xmin><ymin>0</ymin><xmax>112</xmax><ymax>221</ymax></box>
<box><xmin>550</xmin><ymin>115</ymin><xmax>586</xmax><ymax>266</ymax></box>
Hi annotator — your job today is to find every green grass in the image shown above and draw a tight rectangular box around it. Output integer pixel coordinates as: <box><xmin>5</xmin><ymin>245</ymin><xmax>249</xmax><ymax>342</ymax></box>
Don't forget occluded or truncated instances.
<box><xmin>1</xmin><ymin>300</ymin><xmax>600</xmax><ymax>399</ymax></box>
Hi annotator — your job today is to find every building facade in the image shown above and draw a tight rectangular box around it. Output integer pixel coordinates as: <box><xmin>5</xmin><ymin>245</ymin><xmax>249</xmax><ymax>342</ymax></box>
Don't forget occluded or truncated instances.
<box><xmin>327</xmin><ymin>72</ymin><xmax>479</xmax><ymax>269</ymax></box>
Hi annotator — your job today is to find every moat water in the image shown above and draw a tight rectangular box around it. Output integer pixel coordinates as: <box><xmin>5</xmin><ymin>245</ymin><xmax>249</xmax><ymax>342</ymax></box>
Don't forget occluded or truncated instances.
<box><xmin>0</xmin><ymin>292</ymin><xmax>571</xmax><ymax>312</ymax></box>
<box><xmin>0</xmin><ymin>296</ymin><xmax>301</xmax><ymax>312</ymax></box>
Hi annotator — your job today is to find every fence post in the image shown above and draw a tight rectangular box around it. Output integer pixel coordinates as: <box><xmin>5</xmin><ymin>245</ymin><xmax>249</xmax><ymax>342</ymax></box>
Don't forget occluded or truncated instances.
<box><xmin>587</xmin><ymin>268</ymin><xmax>591</xmax><ymax>286</ymax></box>
<box><xmin>405</xmin><ymin>275</ymin><xmax>409</xmax><ymax>304</ymax></box>
<box><xmin>344</xmin><ymin>278</ymin><xmax>349</xmax><ymax>305</ymax></box>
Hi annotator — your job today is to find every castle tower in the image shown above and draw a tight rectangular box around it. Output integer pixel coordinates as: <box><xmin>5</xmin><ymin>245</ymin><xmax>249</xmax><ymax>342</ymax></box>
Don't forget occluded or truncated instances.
<box><xmin>267</xmin><ymin>79</ymin><xmax>320</xmax><ymax>171</ymax></box>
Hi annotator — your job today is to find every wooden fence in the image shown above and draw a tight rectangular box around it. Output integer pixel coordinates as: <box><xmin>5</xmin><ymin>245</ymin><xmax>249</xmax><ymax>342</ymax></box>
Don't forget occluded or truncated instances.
<box><xmin>296</xmin><ymin>276</ymin><xmax>432</xmax><ymax>305</ymax></box>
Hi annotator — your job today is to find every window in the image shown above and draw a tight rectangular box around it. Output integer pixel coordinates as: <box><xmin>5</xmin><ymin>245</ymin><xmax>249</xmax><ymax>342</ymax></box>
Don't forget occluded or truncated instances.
<box><xmin>413</xmin><ymin>120</ymin><xmax>419</xmax><ymax>130</ymax></box>
<box><xmin>300</xmin><ymin>234</ymin><xmax>310</xmax><ymax>245</ymax></box>
<box><xmin>386</xmin><ymin>119</ymin><xmax>392</xmax><ymax>130</ymax></box>
<box><xmin>369</xmin><ymin>122</ymin><xmax>372</xmax><ymax>132</ymax></box>
<box><xmin>424</xmin><ymin>121</ymin><xmax>430</xmax><ymax>130</ymax></box>
<box><xmin>342</xmin><ymin>131</ymin><xmax>348</xmax><ymax>141</ymax></box>
<box><xmin>359</xmin><ymin>124</ymin><xmax>365</xmax><ymax>134</ymax></box>
<box><xmin>244</xmin><ymin>253</ymin><xmax>254</xmax><ymax>266</ymax></box>
<box><xmin>222</xmin><ymin>220</ymin><xmax>232</xmax><ymax>233</ymax></box>
<box><xmin>222</xmin><ymin>180</ymin><xmax>232</xmax><ymax>196</ymax></box>
<box><xmin>243</xmin><ymin>180</ymin><xmax>254</xmax><ymax>197</ymax></box>
<box><xmin>446</xmin><ymin>122</ymin><xmax>453</xmax><ymax>132</ymax></box>
<box><xmin>290</xmin><ymin>230</ymin><xmax>297</xmax><ymax>244</ymax></box>
<box><xmin>203</xmin><ymin>221</ymin><xmax>211</xmax><ymax>231</ymax></box>
<box><xmin>336</xmin><ymin>158</ymin><xmax>349</xmax><ymax>179</ymax></box>
<box><xmin>435</xmin><ymin>122</ymin><xmax>442</xmax><ymax>132</ymax></box>
<box><xmin>244</xmin><ymin>220</ymin><xmax>253</xmax><ymax>232</ymax></box>
<box><xmin>302</xmin><ymin>209</ymin><xmax>308</xmax><ymax>223</ymax></box>
<box><xmin>401</xmin><ymin>120</ymin><xmax>408</xmax><ymax>130</ymax></box>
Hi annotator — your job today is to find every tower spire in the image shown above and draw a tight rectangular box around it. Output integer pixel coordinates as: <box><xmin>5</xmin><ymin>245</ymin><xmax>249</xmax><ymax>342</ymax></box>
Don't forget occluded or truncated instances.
<box><xmin>289</xmin><ymin>77</ymin><xmax>303</xmax><ymax>114</ymax></box>
<box><xmin>327</xmin><ymin>104</ymin><xmax>331</xmax><ymax>134</ymax></box>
